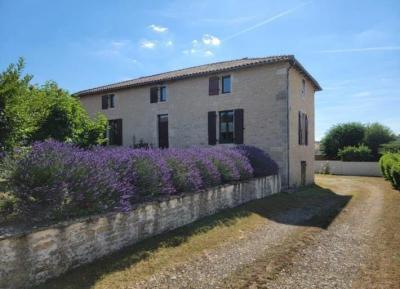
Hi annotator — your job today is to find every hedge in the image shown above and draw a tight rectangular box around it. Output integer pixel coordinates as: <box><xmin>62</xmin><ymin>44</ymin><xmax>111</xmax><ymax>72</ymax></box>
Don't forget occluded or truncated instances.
<box><xmin>337</xmin><ymin>145</ymin><xmax>373</xmax><ymax>161</ymax></box>
<box><xmin>2</xmin><ymin>141</ymin><xmax>278</xmax><ymax>222</ymax></box>
<box><xmin>379</xmin><ymin>153</ymin><xmax>400</xmax><ymax>189</ymax></box>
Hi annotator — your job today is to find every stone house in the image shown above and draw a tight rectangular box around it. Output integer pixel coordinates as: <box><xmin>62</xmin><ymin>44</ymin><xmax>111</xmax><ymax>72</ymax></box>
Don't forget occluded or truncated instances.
<box><xmin>77</xmin><ymin>55</ymin><xmax>321</xmax><ymax>187</ymax></box>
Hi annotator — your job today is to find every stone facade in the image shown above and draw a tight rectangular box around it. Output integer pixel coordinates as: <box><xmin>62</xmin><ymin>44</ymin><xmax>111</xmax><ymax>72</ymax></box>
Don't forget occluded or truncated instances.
<box><xmin>0</xmin><ymin>175</ymin><xmax>280</xmax><ymax>289</ymax></box>
<box><xmin>79</xmin><ymin>60</ymin><xmax>318</xmax><ymax>187</ymax></box>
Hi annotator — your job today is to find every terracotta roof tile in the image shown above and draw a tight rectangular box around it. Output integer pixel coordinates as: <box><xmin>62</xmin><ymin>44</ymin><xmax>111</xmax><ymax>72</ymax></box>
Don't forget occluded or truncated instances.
<box><xmin>76</xmin><ymin>55</ymin><xmax>321</xmax><ymax>96</ymax></box>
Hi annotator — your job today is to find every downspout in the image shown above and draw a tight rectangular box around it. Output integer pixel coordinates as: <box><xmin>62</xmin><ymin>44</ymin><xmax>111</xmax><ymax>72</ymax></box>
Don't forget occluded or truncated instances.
<box><xmin>286</xmin><ymin>62</ymin><xmax>294</xmax><ymax>188</ymax></box>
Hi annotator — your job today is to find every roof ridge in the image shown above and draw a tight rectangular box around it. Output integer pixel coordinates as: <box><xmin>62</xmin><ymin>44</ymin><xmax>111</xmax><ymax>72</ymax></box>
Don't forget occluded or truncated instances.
<box><xmin>75</xmin><ymin>54</ymin><xmax>320</xmax><ymax>96</ymax></box>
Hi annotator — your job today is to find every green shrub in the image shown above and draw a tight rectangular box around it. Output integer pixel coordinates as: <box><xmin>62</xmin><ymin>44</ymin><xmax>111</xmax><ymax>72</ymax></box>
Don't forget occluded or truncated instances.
<box><xmin>338</xmin><ymin>145</ymin><xmax>373</xmax><ymax>161</ymax></box>
<box><xmin>389</xmin><ymin>162</ymin><xmax>400</xmax><ymax>189</ymax></box>
<box><xmin>379</xmin><ymin>153</ymin><xmax>400</xmax><ymax>189</ymax></box>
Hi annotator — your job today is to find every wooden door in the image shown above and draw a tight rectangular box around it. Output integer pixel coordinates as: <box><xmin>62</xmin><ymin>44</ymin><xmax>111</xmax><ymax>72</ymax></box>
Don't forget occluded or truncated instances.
<box><xmin>158</xmin><ymin>114</ymin><xmax>169</xmax><ymax>148</ymax></box>
<box><xmin>301</xmin><ymin>161</ymin><xmax>307</xmax><ymax>186</ymax></box>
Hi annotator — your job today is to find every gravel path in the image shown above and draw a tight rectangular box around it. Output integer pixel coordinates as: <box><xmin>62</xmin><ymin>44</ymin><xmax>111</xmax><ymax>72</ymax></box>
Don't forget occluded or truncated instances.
<box><xmin>260</xmin><ymin>176</ymin><xmax>384</xmax><ymax>289</ymax></box>
<box><xmin>129</xmin><ymin>174</ymin><xmax>383</xmax><ymax>289</ymax></box>
<box><xmin>129</xmin><ymin>176</ymin><xmax>387</xmax><ymax>289</ymax></box>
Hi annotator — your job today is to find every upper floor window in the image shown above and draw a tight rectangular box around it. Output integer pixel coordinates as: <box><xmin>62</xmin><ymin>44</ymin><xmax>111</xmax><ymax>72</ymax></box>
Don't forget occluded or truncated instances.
<box><xmin>219</xmin><ymin>110</ymin><xmax>234</xmax><ymax>143</ymax></box>
<box><xmin>209</xmin><ymin>75</ymin><xmax>232</xmax><ymax>95</ymax></box>
<box><xmin>222</xmin><ymin>75</ymin><xmax>231</xmax><ymax>94</ymax></box>
<box><xmin>150</xmin><ymin>86</ymin><xmax>167</xmax><ymax>103</ymax></box>
<box><xmin>160</xmin><ymin>86</ymin><xmax>167</xmax><ymax>102</ymax></box>
<box><xmin>298</xmin><ymin>111</ymin><xmax>308</xmax><ymax>146</ymax></box>
<box><xmin>102</xmin><ymin>94</ymin><xmax>115</xmax><ymax>110</ymax></box>
<box><xmin>301</xmin><ymin>79</ymin><xmax>306</xmax><ymax>98</ymax></box>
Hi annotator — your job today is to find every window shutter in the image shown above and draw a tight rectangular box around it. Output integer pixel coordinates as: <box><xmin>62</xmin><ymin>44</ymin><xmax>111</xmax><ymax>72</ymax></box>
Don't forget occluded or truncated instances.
<box><xmin>102</xmin><ymin>95</ymin><xmax>108</xmax><ymax>109</ymax></box>
<box><xmin>305</xmin><ymin>114</ymin><xmax>308</xmax><ymax>146</ymax></box>
<box><xmin>208</xmin><ymin>111</ymin><xmax>217</xmax><ymax>145</ymax></box>
<box><xmin>298</xmin><ymin>111</ymin><xmax>302</xmax><ymax>145</ymax></box>
<box><xmin>234</xmin><ymin>109</ymin><xmax>244</xmax><ymax>144</ymax></box>
<box><xmin>116</xmin><ymin>119</ymin><xmax>123</xmax><ymax>146</ymax></box>
<box><xmin>150</xmin><ymin>87</ymin><xmax>158</xmax><ymax>103</ymax></box>
<box><xmin>209</xmin><ymin>76</ymin><xmax>219</xmax><ymax>95</ymax></box>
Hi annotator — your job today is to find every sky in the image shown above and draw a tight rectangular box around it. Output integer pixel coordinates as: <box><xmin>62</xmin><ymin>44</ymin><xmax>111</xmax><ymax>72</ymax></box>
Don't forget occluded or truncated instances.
<box><xmin>1</xmin><ymin>0</ymin><xmax>399</xmax><ymax>140</ymax></box>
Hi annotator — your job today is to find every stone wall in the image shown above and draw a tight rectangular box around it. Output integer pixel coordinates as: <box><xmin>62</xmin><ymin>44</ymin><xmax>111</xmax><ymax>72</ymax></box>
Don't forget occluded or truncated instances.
<box><xmin>0</xmin><ymin>175</ymin><xmax>280</xmax><ymax>289</ymax></box>
<box><xmin>315</xmin><ymin>160</ymin><xmax>382</xmax><ymax>177</ymax></box>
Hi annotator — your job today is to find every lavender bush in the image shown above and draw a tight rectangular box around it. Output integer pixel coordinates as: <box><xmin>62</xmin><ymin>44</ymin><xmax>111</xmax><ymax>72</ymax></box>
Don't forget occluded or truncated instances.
<box><xmin>236</xmin><ymin>145</ymin><xmax>279</xmax><ymax>177</ymax></box>
<box><xmin>6</xmin><ymin>141</ymin><xmax>277</xmax><ymax>221</ymax></box>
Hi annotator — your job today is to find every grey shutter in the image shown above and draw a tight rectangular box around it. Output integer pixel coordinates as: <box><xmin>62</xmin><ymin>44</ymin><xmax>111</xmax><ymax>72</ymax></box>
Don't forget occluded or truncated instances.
<box><xmin>150</xmin><ymin>87</ymin><xmax>158</xmax><ymax>103</ymax></box>
<box><xmin>305</xmin><ymin>114</ymin><xmax>308</xmax><ymax>146</ymax></box>
<box><xmin>298</xmin><ymin>111</ymin><xmax>302</xmax><ymax>145</ymax></box>
<box><xmin>102</xmin><ymin>95</ymin><xmax>108</xmax><ymax>109</ymax></box>
<box><xmin>209</xmin><ymin>76</ymin><xmax>219</xmax><ymax>95</ymax></box>
<box><xmin>234</xmin><ymin>109</ymin><xmax>244</xmax><ymax>144</ymax></box>
<box><xmin>208</xmin><ymin>111</ymin><xmax>217</xmax><ymax>145</ymax></box>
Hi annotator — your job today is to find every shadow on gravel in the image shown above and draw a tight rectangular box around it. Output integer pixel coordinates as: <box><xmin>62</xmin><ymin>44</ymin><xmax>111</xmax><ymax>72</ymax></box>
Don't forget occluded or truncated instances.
<box><xmin>248</xmin><ymin>184</ymin><xmax>352</xmax><ymax>229</ymax></box>
<box><xmin>35</xmin><ymin>184</ymin><xmax>351</xmax><ymax>289</ymax></box>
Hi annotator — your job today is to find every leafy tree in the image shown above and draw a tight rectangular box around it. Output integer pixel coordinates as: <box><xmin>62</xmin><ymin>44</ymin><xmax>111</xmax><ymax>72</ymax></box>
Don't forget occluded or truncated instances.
<box><xmin>364</xmin><ymin>123</ymin><xmax>396</xmax><ymax>159</ymax></box>
<box><xmin>0</xmin><ymin>58</ymin><xmax>107</xmax><ymax>151</ymax></box>
<box><xmin>0</xmin><ymin>58</ymin><xmax>33</xmax><ymax>151</ymax></box>
<box><xmin>321</xmin><ymin>122</ymin><xmax>365</xmax><ymax>159</ymax></box>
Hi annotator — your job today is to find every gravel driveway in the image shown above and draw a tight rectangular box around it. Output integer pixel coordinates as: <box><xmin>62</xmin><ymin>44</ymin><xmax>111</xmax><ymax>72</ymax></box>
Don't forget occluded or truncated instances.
<box><xmin>38</xmin><ymin>175</ymin><xmax>400</xmax><ymax>289</ymax></box>
<box><xmin>130</xmin><ymin>176</ymin><xmax>398</xmax><ymax>289</ymax></box>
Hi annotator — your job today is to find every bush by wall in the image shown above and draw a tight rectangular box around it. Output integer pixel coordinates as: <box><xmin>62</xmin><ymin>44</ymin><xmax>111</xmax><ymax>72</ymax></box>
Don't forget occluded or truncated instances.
<box><xmin>3</xmin><ymin>142</ymin><xmax>276</xmax><ymax>222</ymax></box>
<box><xmin>379</xmin><ymin>153</ymin><xmax>400</xmax><ymax>189</ymax></box>
<box><xmin>338</xmin><ymin>145</ymin><xmax>373</xmax><ymax>162</ymax></box>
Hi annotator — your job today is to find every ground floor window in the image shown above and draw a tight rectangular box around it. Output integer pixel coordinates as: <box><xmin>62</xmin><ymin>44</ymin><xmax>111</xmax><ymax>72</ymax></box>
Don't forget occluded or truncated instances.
<box><xmin>219</xmin><ymin>110</ymin><xmax>234</xmax><ymax>143</ymax></box>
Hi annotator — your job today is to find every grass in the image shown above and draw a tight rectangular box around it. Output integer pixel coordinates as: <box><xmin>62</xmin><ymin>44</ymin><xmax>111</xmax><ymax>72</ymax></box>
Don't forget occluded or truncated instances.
<box><xmin>35</xmin><ymin>183</ymin><xmax>349</xmax><ymax>289</ymax></box>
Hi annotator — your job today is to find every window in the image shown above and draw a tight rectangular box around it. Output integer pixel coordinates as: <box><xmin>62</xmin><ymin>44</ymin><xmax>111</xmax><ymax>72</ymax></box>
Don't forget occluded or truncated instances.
<box><xmin>150</xmin><ymin>86</ymin><xmax>167</xmax><ymax>103</ymax></box>
<box><xmin>108</xmin><ymin>119</ymin><xmax>122</xmax><ymax>146</ymax></box>
<box><xmin>301</xmin><ymin>79</ymin><xmax>306</xmax><ymax>98</ymax></box>
<box><xmin>219</xmin><ymin>110</ymin><xmax>234</xmax><ymax>143</ymax></box>
<box><xmin>109</xmin><ymin>94</ymin><xmax>115</xmax><ymax>108</ymax></box>
<box><xmin>102</xmin><ymin>94</ymin><xmax>115</xmax><ymax>109</ymax></box>
<box><xmin>159</xmin><ymin>86</ymin><xmax>167</xmax><ymax>102</ymax></box>
<box><xmin>298</xmin><ymin>111</ymin><xmax>308</xmax><ymax>145</ymax></box>
<box><xmin>222</xmin><ymin>75</ymin><xmax>231</xmax><ymax>94</ymax></box>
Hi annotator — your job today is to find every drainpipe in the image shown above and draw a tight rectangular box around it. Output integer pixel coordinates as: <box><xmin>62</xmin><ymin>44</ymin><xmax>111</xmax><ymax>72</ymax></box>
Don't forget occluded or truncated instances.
<box><xmin>286</xmin><ymin>62</ymin><xmax>294</xmax><ymax>188</ymax></box>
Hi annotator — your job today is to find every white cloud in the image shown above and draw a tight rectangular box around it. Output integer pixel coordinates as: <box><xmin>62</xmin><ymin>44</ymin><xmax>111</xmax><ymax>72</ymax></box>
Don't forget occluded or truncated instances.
<box><xmin>149</xmin><ymin>24</ymin><xmax>168</xmax><ymax>33</ymax></box>
<box><xmin>202</xmin><ymin>34</ymin><xmax>221</xmax><ymax>46</ymax></box>
<box><xmin>140</xmin><ymin>40</ymin><xmax>156</xmax><ymax>49</ymax></box>
<box><xmin>204</xmin><ymin>50</ymin><xmax>214</xmax><ymax>57</ymax></box>
<box><xmin>165</xmin><ymin>40</ymin><xmax>173</xmax><ymax>47</ymax></box>
<box><xmin>183</xmin><ymin>48</ymin><xmax>214</xmax><ymax>57</ymax></box>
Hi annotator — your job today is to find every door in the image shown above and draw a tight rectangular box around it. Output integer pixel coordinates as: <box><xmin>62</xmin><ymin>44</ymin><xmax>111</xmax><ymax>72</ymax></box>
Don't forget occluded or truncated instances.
<box><xmin>158</xmin><ymin>114</ymin><xmax>169</xmax><ymax>148</ymax></box>
<box><xmin>108</xmin><ymin>119</ymin><xmax>122</xmax><ymax>146</ymax></box>
<box><xmin>301</xmin><ymin>161</ymin><xmax>307</xmax><ymax>186</ymax></box>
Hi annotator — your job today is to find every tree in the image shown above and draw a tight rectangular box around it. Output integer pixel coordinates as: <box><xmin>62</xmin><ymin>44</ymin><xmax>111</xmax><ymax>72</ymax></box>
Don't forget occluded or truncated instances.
<box><xmin>364</xmin><ymin>123</ymin><xmax>396</xmax><ymax>159</ymax></box>
<box><xmin>0</xmin><ymin>58</ymin><xmax>33</xmax><ymax>151</ymax></box>
<box><xmin>321</xmin><ymin>122</ymin><xmax>365</xmax><ymax>159</ymax></box>
<box><xmin>0</xmin><ymin>58</ymin><xmax>107</xmax><ymax>151</ymax></box>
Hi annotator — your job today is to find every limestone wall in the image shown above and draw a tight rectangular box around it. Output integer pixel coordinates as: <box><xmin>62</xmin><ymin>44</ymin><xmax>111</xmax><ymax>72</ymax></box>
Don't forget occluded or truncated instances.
<box><xmin>0</xmin><ymin>175</ymin><xmax>280</xmax><ymax>289</ymax></box>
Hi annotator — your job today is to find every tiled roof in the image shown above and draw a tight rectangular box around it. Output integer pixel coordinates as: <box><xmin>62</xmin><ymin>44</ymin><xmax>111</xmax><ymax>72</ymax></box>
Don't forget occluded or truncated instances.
<box><xmin>76</xmin><ymin>55</ymin><xmax>321</xmax><ymax>96</ymax></box>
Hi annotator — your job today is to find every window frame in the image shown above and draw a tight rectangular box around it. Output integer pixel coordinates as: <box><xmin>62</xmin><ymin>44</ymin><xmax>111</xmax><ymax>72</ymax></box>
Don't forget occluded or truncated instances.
<box><xmin>109</xmin><ymin>94</ymin><xmax>115</xmax><ymax>108</ymax></box>
<box><xmin>219</xmin><ymin>110</ymin><xmax>234</xmax><ymax>144</ymax></box>
<box><xmin>221</xmin><ymin>75</ymin><xmax>231</xmax><ymax>94</ymax></box>
<box><xmin>301</xmin><ymin>79</ymin><xmax>306</xmax><ymax>98</ymax></box>
<box><xmin>159</xmin><ymin>86</ymin><xmax>167</xmax><ymax>102</ymax></box>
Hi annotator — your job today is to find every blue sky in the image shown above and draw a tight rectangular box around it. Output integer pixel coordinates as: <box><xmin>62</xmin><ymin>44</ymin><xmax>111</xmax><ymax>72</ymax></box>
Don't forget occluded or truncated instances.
<box><xmin>1</xmin><ymin>0</ymin><xmax>399</xmax><ymax>140</ymax></box>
